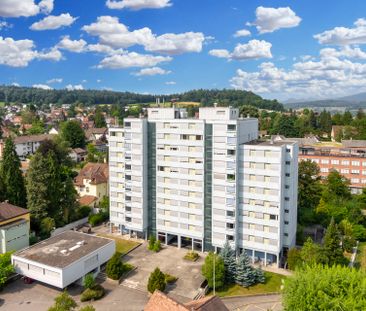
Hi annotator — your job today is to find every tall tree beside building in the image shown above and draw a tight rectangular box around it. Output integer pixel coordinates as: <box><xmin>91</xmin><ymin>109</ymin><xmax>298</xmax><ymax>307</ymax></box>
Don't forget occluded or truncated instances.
<box><xmin>220</xmin><ymin>241</ymin><xmax>237</xmax><ymax>283</ymax></box>
<box><xmin>0</xmin><ymin>138</ymin><xmax>26</xmax><ymax>207</ymax></box>
<box><xmin>324</xmin><ymin>218</ymin><xmax>346</xmax><ymax>266</ymax></box>
<box><xmin>26</xmin><ymin>152</ymin><xmax>52</xmax><ymax>229</ymax></box>
<box><xmin>235</xmin><ymin>251</ymin><xmax>256</xmax><ymax>287</ymax></box>
<box><xmin>60</xmin><ymin>120</ymin><xmax>86</xmax><ymax>148</ymax></box>
<box><xmin>298</xmin><ymin>160</ymin><xmax>323</xmax><ymax>225</ymax></box>
<box><xmin>318</xmin><ymin>110</ymin><xmax>332</xmax><ymax>133</ymax></box>
<box><xmin>94</xmin><ymin>108</ymin><xmax>106</xmax><ymax>128</ymax></box>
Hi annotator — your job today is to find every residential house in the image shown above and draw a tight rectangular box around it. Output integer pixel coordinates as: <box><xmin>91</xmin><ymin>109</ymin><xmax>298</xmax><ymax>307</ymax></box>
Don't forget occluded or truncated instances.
<box><xmin>0</xmin><ymin>202</ymin><xmax>30</xmax><ymax>254</ymax></box>
<box><xmin>0</xmin><ymin>134</ymin><xmax>55</xmax><ymax>160</ymax></box>
<box><xmin>74</xmin><ymin>163</ymin><xmax>109</xmax><ymax>207</ymax></box>
<box><xmin>85</xmin><ymin>127</ymin><xmax>108</xmax><ymax>143</ymax></box>
<box><xmin>69</xmin><ymin>148</ymin><xmax>87</xmax><ymax>163</ymax></box>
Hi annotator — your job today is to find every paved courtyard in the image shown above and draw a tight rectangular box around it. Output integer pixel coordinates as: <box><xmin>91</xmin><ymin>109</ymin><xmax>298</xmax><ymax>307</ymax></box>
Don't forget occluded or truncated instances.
<box><xmin>122</xmin><ymin>243</ymin><xmax>206</xmax><ymax>300</ymax></box>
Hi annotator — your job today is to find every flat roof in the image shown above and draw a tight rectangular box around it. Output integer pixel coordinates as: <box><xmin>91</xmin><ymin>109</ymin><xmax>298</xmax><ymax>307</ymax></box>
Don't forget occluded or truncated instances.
<box><xmin>14</xmin><ymin>231</ymin><xmax>114</xmax><ymax>269</ymax></box>
<box><xmin>244</xmin><ymin>139</ymin><xmax>297</xmax><ymax>147</ymax></box>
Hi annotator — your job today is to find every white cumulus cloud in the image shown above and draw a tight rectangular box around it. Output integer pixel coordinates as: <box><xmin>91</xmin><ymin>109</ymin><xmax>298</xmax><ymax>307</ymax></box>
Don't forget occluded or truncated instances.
<box><xmin>30</xmin><ymin>13</ymin><xmax>77</xmax><ymax>31</ymax></box>
<box><xmin>97</xmin><ymin>51</ymin><xmax>172</xmax><ymax>69</ymax></box>
<box><xmin>82</xmin><ymin>16</ymin><xmax>206</xmax><ymax>55</ymax></box>
<box><xmin>0</xmin><ymin>0</ymin><xmax>53</xmax><ymax>17</ymax></box>
<box><xmin>209</xmin><ymin>40</ymin><xmax>272</xmax><ymax>61</ymax></box>
<box><xmin>314</xmin><ymin>18</ymin><xmax>366</xmax><ymax>45</ymax></box>
<box><xmin>165</xmin><ymin>81</ymin><xmax>176</xmax><ymax>85</ymax></box>
<box><xmin>133</xmin><ymin>66</ymin><xmax>171</xmax><ymax>76</ymax></box>
<box><xmin>106</xmin><ymin>0</ymin><xmax>172</xmax><ymax>10</ymax></box>
<box><xmin>47</xmin><ymin>78</ymin><xmax>63</xmax><ymax>84</ymax></box>
<box><xmin>57</xmin><ymin>36</ymin><xmax>87</xmax><ymax>53</ymax></box>
<box><xmin>251</xmin><ymin>6</ymin><xmax>301</xmax><ymax>34</ymax></box>
<box><xmin>32</xmin><ymin>84</ymin><xmax>52</xmax><ymax>90</ymax></box>
<box><xmin>66</xmin><ymin>84</ymin><xmax>84</xmax><ymax>90</ymax></box>
<box><xmin>234</xmin><ymin>29</ymin><xmax>251</xmax><ymax>37</ymax></box>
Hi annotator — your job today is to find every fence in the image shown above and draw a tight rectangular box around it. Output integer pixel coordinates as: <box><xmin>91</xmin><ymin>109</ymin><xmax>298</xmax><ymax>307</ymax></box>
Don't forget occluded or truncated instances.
<box><xmin>51</xmin><ymin>217</ymin><xmax>89</xmax><ymax>236</ymax></box>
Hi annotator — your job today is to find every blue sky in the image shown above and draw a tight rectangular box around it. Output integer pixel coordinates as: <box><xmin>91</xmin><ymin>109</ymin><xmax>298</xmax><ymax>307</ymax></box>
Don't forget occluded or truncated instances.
<box><xmin>1</xmin><ymin>0</ymin><xmax>366</xmax><ymax>101</ymax></box>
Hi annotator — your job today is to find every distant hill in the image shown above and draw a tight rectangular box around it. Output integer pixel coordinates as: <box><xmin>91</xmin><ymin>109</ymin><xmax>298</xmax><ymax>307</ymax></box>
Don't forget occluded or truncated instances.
<box><xmin>0</xmin><ymin>86</ymin><xmax>284</xmax><ymax>111</ymax></box>
<box><xmin>285</xmin><ymin>92</ymin><xmax>366</xmax><ymax>110</ymax></box>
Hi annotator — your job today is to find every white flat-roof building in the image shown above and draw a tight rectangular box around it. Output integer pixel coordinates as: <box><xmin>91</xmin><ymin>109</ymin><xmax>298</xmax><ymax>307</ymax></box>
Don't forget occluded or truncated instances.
<box><xmin>12</xmin><ymin>231</ymin><xmax>115</xmax><ymax>288</ymax></box>
<box><xmin>109</xmin><ymin>107</ymin><xmax>298</xmax><ymax>266</ymax></box>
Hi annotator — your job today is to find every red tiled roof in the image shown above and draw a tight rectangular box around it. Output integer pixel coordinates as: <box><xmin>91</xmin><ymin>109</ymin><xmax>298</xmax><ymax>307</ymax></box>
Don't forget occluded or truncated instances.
<box><xmin>79</xmin><ymin>195</ymin><xmax>97</xmax><ymax>206</ymax></box>
<box><xmin>74</xmin><ymin>162</ymin><xmax>108</xmax><ymax>186</ymax></box>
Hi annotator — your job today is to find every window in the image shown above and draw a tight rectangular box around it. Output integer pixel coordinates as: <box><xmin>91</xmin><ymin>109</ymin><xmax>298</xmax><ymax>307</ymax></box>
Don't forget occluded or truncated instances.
<box><xmin>227</xmin><ymin>149</ymin><xmax>236</xmax><ymax>156</ymax></box>
<box><xmin>227</xmin><ymin>174</ymin><xmax>235</xmax><ymax>181</ymax></box>
<box><xmin>286</xmin><ymin>161</ymin><xmax>291</xmax><ymax>165</ymax></box>
<box><xmin>196</xmin><ymin>135</ymin><xmax>202</xmax><ymax>140</ymax></box>
<box><xmin>341</xmin><ymin>169</ymin><xmax>349</xmax><ymax>174</ymax></box>
<box><xmin>321</xmin><ymin>159</ymin><xmax>329</xmax><ymax>164</ymax></box>
<box><xmin>270</xmin><ymin>214</ymin><xmax>277</xmax><ymax>220</ymax></box>
<box><xmin>285</xmin><ymin>209</ymin><xmax>289</xmax><ymax>213</ymax></box>
<box><xmin>331</xmin><ymin>159</ymin><xmax>339</xmax><ymax>165</ymax></box>
<box><xmin>226</xmin><ymin>235</ymin><xmax>234</xmax><ymax>241</ymax></box>
<box><xmin>125</xmin><ymin>217</ymin><xmax>131</xmax><ymax>222</ymax></box>
<box><xmin>124</xmin><ymin>122</ymin><xmax>131</xmax><ymax>128</ymax></box>
<box><xmin>249</xmin><ymin>199</ymin><xmax>256</xmax><ymax>205</ymax></box>
<box><xmin>227</xmin><ymin>124</ymin><xmax>236</xmax><ymax>131</ymax></box>
<box><xmin>250</xmin><ymin>187</ymin><xmax>255</xmax><ymax>193</ymax></box>
<box><xmin>286</xmin><ymin>148</ymin><xmax>291</xmax><ymax>153</ymax></box>
<box><xmin>285</xmin><ymin>197</ymin><xmax>290</xmax><ymax>201</ymax></box>
<box><xmin>284</xmin><ymin>233</ymin><xmax>289</xmax><ymax>237</ymax></box>
<box><xmin>284</xmin><ymin>221</ymin><xmax>289</xmax><ymax>225</ymax></box>
<box><xmin>181</xmin><ymin>134</ymin><xmax>189</xmax><ymax>140</ymax></box>
<box><xmin>352</xmin><ymin>161</ymin><xmax>360</xmax><ymax>166</ymax></box>
<box><xmin>285</xmin><ymin>185</ymin><xmax>290</xmax><ymax>189</ymax></box>
<box><xmin>351</xmin><ymin>170</ymin><xmax>360</xmax><ymax>174</ymax></box>
<box><xmin>264</xmin><ymin>163</ymin><xmax>271</xmax><ymax>170</ymax></box>
<box><xmin>264</xmin><ymin>176</ymin><xmax>270</xmax><ymax>182</ymax></box>
<box><xmin>250</xmin><ymin>150</ymin><xmax>256</xmax><ymax>157</ymax></box>
<box><xmin>226</xmin><ymin>211</ymin><xmax>235</xmax><ymax>217</ymax></box>
<box><xmin>341</xmin><ymin>160</ymin><xmax>350</xmax><ymax>165</ymax></box>
<box><xmin>226</xmin><ymin>223</ymin><xmax>235</xmax><ymax>229</ymax></box>
<box><xmin>321</xmin><ymin>168</ymin><xmax>329</xmax><ymax>173</ymax></box>
<box><xmin>125</xmin><ymin>164</ymin><xmax>131</xmax><ymax>170</ymax></box>
<box><xmin>285</xmin><ymin>173</ymin><xmax>290</xmax><ymax>177</ymax></box>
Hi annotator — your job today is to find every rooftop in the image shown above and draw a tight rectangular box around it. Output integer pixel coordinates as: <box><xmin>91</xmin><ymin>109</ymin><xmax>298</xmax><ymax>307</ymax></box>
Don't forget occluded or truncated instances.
<box><xmin>74</xmin><ymin>162</ymin><xmax>108</xmax><ymax>186</ymax></box>
<box><xmin>145</xmin><ymin>290</ymin><xmax>228</xmax><ymax>311</ymax></box>
<box><xmin>0</xmin><ymin>202</ymin><xmax>29</xmax><ymax>222</ymax></box>
<box><xmin>13</xmin><ymin>134</ymin><xmax>55</xmax><ymax>144</ymax></box>
<box><xmin>14</xmin><ymin>231</ymin><xmax>114</xmax><ymax>268</ymax></box>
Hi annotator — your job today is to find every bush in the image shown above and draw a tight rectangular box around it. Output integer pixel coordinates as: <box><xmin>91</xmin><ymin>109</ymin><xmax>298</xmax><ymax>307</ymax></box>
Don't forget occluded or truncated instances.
<box><xmin>152</xmin><ymin>240</ymin><xmax>161</xmax><ymax>252</ymax></box>
<box><xmin>79</xmin><ymin>306</ymin><xmax>95</xmax><ymax>311</ymax></box>
<box><xmin>29</xmin><ymin>235</ymin><xmax>38</xmax><ymax>245</ymax></box>
<box><xmin>106</xmin><ymin>253</ymin><xmax>124</xmax><ymax>280</ymax></box>
<box><xmin>147</xmin><ymin>267</ymin><xmax>166</xmax><ymax>293</ymax></box>
<box><xmin>148</xmin><ymin>235</ymin><xmax>156</xmax><ymax>251</ymax></box>
<box><xmin>80</xmin><ymin>284</ymin><xmax>105</xmax><ymax>302</ymax></box>
<box><xmin>88</xmin><ymin>212</ymin><xmax>108</xmax><ymax>227</ymax></box>
<box><xmin>184</xmin><ymin>251</ymin><xmax>199</xmax><ymax>261</ymax></box>
<box><xmin>164</xmin><ymin>273</ymin><xmax>178</xmax><ymax>284</ymax></box>
<box><xmin>83</xmin><ymin>273</ymin><xmax>95</xmax><ymax>290</ymax></box>
<box><xmin>76</xmin><ymin>205</ymin><xmax>92</xmax><ymax>219</ymax></box>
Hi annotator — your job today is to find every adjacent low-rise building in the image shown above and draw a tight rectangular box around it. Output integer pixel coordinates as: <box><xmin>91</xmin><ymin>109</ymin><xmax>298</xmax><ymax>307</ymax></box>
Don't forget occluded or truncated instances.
<box><xmin>0</xmin><ymin>202</ymin><xmax>30</xmax><ymax>254</ymax></box>
<box><xmin>0</xmin><ymin>134</ymin><xmax>55</xmax><ymax>160</ymax></box>
<box><xmin>293</xmin><ymin>137</ymin><xmax>366</xmax><ymax>193</ymax></box>
<box><xmin>74</xmin><ymin>162</ymin><xmax>109</xmax><ymax>207</ymax></box>
<box><xmin>12</xmin><ymin>231</ymin><xmax>115</xmax><ymax>289</ymax></box>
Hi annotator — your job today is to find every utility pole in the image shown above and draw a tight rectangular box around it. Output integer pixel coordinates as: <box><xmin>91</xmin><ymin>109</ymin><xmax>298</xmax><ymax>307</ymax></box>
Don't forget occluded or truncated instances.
<box><xmin>213</xmin><ymin>249</ymin><xmax>216</xmax><ymax>295</ymax></box>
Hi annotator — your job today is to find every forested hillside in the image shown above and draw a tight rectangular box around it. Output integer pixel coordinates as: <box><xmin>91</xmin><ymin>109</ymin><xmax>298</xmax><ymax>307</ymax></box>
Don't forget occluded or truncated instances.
<box><xmin>0</xmin><ymin>86</ymin><xmax>284</xmax><ymax>111</ymax></box>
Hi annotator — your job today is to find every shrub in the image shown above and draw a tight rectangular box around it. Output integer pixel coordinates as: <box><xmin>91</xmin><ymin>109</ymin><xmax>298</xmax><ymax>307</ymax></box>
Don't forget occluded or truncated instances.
<box><xmin>201</xmin><ymin>252</ymin><xmax>225</xmax><ymax>290</ymax></box>
<box><xmin>79</xmin><ymin>306</ymin><xmax>95</xmax><ymax>311</ymax></box>
<box><xmin>164</xmin><ymin>273</ymin><xmax>178</xmax><ymax>284</ymax></box>
<box><xmin>148</xmin><ymin>235</ymin><xmax>156</xmax><ymax>251</ymax></box>
<box><xmin>184</xmin><ymin>251</ymin><xmax>199</xmax><ymax>261</ymax></box>
<box><xmin>152</xmin><ymin>240</ymin><xmax>161</xmax><ymax>252</ymax></box>
<box><xmin>80</xmin><ymin>284</ymin><xmax>105</xmax><ymax>302</ymax></box>
<box><xmin>47</xmin><ymin>291</ymin><xmax>76</xmax><ymax>311</ymax></box>
<box><xmin>147</xmin><ymin>267</ymin><xmax>166</xmax><ymax>293</ymax></box>
<box><xmin>83</xmin><ymin>273</ymin><xmax>95</xmax><ymax>290</ymax></box>
<box><xmin>106</xmin><ymin>253</ymin><xmax>124</xmax><ymax>280</ymax></box>
<box><xmin>77</xmin><ymin>205</ymin><xmax>92</xmax><ymax>219</ymax></box>
<box><xmin>88</xmin><ymin>212</ymin><xmax>107</xmax><ymax>227</ymax></box>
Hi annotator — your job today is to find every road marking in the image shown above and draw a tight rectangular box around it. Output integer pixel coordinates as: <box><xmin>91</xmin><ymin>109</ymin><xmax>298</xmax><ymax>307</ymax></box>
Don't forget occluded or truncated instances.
<box><xmin>121</xmin><ymin>279</ymin><xmax>139</xmax><ymax>289</ymax></box>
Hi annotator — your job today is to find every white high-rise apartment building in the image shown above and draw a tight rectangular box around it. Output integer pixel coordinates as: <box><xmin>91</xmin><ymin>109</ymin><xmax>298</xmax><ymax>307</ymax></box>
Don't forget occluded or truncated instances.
<box><xmin>109</xmin><ymin>107</ymin><xmax>298</xmax><ymax>266</ymax></box>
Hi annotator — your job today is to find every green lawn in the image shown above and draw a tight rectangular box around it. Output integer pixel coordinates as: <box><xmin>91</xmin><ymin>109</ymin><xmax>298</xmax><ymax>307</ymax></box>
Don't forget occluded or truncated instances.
<box><xmin>354</xmin><ymin>242</ymin><xmax>366</xmax><ymax>270</ymax></box>
<box><xmin>214</xmin><ymin>272</ymin><xmax>285</xmax><ymax>297</ymax></box>
<box><xmin>97</xmin><ymin>233</ymin><xmax>140</xmax><ymax>255</ymax></box>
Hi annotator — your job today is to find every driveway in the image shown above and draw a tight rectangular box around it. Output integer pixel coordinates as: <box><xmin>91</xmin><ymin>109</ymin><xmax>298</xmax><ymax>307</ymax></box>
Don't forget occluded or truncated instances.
<box><xmin>122</xmin><ymin>243</ymin><xmax>206</xmax><ymax>300</ymax></box>
<box><xmin>0</xmin><ymin>278</ymin><xmax>149</xmax><ymax>311</ymax></box>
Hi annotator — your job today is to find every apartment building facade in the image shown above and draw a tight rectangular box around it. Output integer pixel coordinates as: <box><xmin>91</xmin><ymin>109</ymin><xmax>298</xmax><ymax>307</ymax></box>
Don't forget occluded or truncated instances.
<box><xmin>295</xmin><ymin>138</ymin><xmax>366</xmax><ymax>194</ymax></box>
<box><xmin>109</xmin><ymin>107</ymin><xmax>298</xmax><ymax>266</ymax></box>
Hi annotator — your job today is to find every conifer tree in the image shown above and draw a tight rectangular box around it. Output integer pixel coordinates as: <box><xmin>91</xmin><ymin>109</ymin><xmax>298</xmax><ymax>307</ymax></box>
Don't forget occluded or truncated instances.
<box><xmin>220</xmin><ymin>241</ymin><xmax>236</xmax><ymax>284</ymax></box>
<box><xmin>324</xmin><ymin>217</ymin><xmax>345</xmax><ymax>265</ymax></box>
<box><xmin>0</xmin><ymin>138</ymin><xmax>26</xmax><ymax>207</ymax></box>
<box><xmin>147</xmin><ymin>267</ymin><xmax>166</xmax><ymax>293</ymax></box>
<box><xmin>254</xmin><ymin>267</ymin><xmax>266</xmax><ymax>284</ymax></box>
<box><xmin>235</xmin><ymin>251</ymin><xmax>256</xmax><ymax>287</ymax></box>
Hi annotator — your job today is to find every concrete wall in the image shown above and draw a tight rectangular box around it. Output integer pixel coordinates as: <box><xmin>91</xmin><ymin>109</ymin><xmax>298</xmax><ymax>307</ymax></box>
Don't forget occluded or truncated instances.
<box><xmin>51</xmin><ymin>217</ymin><xmax>88</xmax><ymax>237</ymax></box>
<box><xmin>0</xmin><ymin>221</ymin><xmax>29</xmax><ymax>254</ymax></box>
